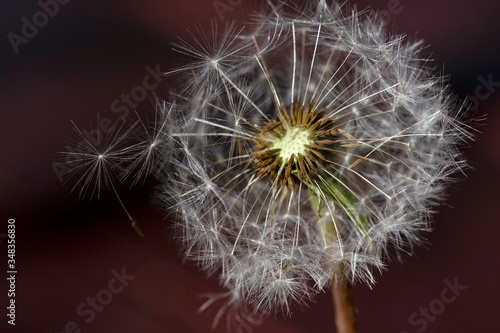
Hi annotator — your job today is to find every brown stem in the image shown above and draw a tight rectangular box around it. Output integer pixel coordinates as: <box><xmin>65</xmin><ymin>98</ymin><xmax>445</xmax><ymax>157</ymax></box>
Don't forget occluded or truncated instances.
<box><xmin>331</xmin><ymin>264</ymin><xmax>358</xmax><ymax>333</ymax></box>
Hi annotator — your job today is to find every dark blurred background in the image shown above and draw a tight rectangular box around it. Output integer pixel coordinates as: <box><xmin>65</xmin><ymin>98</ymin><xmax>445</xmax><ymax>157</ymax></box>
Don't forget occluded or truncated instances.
<box><xmin>1</xmin><ymin>0</ymin><xmax>499</xmax><ymax>332</ymax></box>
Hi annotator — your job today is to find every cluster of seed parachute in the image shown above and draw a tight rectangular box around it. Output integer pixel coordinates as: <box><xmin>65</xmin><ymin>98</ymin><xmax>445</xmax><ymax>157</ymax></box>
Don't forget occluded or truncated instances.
<box><xmin>154</xmin><ymin>0</ymin><xmax>470</xmax><ymax>319</ymax></box>
<box><xmin>57</xmin><ymin>0</ymin><xmax>471</xmax><ymax>329</ymax></box>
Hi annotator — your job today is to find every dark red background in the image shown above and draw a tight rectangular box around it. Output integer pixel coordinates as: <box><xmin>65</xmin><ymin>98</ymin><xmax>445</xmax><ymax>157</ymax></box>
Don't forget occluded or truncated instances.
<box><xmin>1</xmin><ymin>0</ymin><xmax>499</xmax><ymax>332</ymax></box>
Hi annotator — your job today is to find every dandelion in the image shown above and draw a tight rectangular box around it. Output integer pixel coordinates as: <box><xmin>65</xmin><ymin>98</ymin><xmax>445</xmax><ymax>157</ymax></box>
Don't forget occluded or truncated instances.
<box><xmin>159</xmin><ymin>0</ymin><xmax>471</xmax><ymax>331</ymax></box>
<box><xmin>55</xmin><ymin>0</ymin><xmax>473</xmax><ymax>331</ymax></box>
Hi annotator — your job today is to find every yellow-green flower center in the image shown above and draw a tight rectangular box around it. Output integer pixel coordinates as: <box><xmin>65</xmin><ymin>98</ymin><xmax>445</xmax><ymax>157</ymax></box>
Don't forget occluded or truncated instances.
<box><xmin>270</xmin><ymin>127</ymin><xmax>312</xmax><ymax>161</ymax></box>
<box><xmin>251</xmin><ymin>104</ymin><xmax>337</xmax><ymax>188</ymax></box>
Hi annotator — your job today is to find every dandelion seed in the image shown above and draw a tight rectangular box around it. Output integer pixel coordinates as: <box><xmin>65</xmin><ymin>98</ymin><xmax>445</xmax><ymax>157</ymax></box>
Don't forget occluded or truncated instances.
<box><xmin>56</xmin><ymin>117</ymin><xmax>144</xmax><ymax>236</ymax></box>
<box><xmin>121</xmin><ymin>101</ymin><xmax>178</xmax><ymax>185</ymax></box>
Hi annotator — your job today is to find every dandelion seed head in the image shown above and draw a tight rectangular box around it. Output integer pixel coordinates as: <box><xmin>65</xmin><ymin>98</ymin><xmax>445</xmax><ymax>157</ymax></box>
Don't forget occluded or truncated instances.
<box><xmin>151</xmin><ymin>0</ymin><xmax>474</xmax><ymax>327</ymax></box>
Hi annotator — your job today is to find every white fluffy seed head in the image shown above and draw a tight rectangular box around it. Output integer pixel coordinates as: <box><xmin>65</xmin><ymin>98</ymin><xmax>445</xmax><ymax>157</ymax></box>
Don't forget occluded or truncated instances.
<box><xmin>154</xmin><ymin>0</ymin><xmax>473</xmax><ymax>328</ymax></box>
